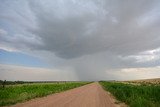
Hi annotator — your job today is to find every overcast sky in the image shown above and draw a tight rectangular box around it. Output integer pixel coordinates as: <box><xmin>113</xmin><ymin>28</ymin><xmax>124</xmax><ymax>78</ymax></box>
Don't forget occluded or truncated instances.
<box><xmin>0</xmin><ymin>0</ymin><xmax>160</xmax><ymax>81</ymax></box>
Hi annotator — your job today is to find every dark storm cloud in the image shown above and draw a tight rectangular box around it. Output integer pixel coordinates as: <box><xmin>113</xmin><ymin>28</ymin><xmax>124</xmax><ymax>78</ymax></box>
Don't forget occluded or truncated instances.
<box><xmin>0</xmin><ymin>0</ymin><xmax>160</xmax><ymax>80</ymax></box>
<box><xmin>28</xmin><ymin>0</ymin><xmax>160</xmax><ymax>59</ymax></box>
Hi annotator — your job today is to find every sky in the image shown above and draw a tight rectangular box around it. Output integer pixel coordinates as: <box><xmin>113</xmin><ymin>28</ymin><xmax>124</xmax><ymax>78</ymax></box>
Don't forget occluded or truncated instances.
<box><xmin>0</xmin><ymin>0</ymin><xmax>160</xmax><ymax>81</ymax></box>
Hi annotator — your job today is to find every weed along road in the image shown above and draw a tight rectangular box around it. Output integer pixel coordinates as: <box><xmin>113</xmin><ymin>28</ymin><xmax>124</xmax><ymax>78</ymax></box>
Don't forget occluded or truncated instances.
<box><xmin>9</xmin><ymin>82</ymin><xmax>118</xmax><ymax>107</ymax></box>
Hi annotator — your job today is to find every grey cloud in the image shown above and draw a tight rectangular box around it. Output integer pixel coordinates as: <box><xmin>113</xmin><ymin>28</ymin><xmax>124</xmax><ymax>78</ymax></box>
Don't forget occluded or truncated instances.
<box><xmin>1</xmin><ymin>0</ymin><xmax>160</xmax><ymax>59</ymax></box>
<box><xmin>1</xmin><ymin>0</ymin><xmax>160</xmax><ymax>80</ymax></box>
<box><xmin>28</xmin><ymin>0</ymin><xmax>160</xmax><ymax>59</ymax></box>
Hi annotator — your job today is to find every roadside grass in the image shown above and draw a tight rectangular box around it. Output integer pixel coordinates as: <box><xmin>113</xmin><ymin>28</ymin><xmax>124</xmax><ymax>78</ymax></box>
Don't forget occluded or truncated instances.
<box><xmin>0</xmin><ymin>82</ymin><xmax>90</xmax><ymax>106</ymax></box>
<box><xmin>100</xmin><ymin>81</ymin><xmax>160</xmax><ymax>107</ymax></box>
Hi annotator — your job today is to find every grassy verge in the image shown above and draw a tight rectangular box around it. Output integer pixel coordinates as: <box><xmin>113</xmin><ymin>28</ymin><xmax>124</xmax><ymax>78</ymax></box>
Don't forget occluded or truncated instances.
<box><xmin>100</xmin><ymin>81</ymin><xmax>160</xmax><ymax>107</ymax></box>
<box><xmin>0</xmin><ymin>82</ymin><xmax>90</xmax><ymax>106</ymax></box>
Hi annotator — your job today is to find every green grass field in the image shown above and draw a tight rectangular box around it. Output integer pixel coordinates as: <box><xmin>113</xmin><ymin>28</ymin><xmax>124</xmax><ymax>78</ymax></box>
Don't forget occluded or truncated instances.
<box><xmin>100</xmin><ymin>81</ymin><xmax>160</xmax><ymax>107</ymax></box>
<box><xmin>0</xmin><ymin>82</ymin><xmax>89</xmax><ymax>106</ymax></box>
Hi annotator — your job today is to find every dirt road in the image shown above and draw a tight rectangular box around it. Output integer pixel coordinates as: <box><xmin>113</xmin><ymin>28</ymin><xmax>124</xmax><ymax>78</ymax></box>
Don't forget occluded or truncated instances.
<box><xmin>9</xmin><ymin>82</ymin><xmax>119</xmax><ymax>107</ymax></box>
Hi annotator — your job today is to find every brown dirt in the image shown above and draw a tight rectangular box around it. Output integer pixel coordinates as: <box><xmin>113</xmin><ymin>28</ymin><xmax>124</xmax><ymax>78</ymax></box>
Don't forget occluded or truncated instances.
<box><xmin>8</xmin><ymin>82</ymin><xmax>124</xmax><ymax>107</ymax></box>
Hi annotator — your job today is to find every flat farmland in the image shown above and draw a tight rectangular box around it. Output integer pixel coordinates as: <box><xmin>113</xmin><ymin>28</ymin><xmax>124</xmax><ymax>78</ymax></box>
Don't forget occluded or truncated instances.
<box><xmin>8</xmin><ymin>82</ymin><xmax>119</xmax><ymax>107</ymax></box>
<box><xmin>0</xmin><ymin>82</ymin><xmax>89</xmax><ymax>106</ymax></box>
<box><xmin>125</xmin><ymin>78</ymin><xmax>160</xmax><ymax>85</ymax></box>
<box><xmin>1</xmin><ymin>79</ymin><xmax>160</xmax><ymax>107</ymax></box>
<box><xmin>100</xmin><ymin>79</ymin><xmax>160</xmax><ymax>107</ymax></box>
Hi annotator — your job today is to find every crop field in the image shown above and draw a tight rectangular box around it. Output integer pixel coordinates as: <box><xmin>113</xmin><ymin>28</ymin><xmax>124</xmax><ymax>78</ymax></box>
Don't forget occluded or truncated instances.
<box><xmin>100</xmin><ymin>81</ymin><xmax>160</xmax><ymax>107</ymax></box>
<box><xmin>0</xmin><ymin>82</ymin><xmax>89</xmax><ymax>106</ymax></box>
<box><xmin>124</xmin><ymin>78</ymin><xmax>160</xmax><ymax>85</ymax></box>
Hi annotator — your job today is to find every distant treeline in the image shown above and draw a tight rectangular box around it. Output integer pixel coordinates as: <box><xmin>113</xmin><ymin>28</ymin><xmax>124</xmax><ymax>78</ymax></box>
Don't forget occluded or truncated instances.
<box><xmin>0</xmin><ymin>80</ymin><xmax>33</xmax><ymax>85</ymax></box>
<box><xmin>0</xmin><ymin>80</ymin><xmax>91</xmax><ymax>85</ymax></box>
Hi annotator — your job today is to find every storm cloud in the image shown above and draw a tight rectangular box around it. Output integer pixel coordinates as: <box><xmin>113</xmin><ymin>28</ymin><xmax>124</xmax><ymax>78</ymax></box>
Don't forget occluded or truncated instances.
<box><xmin>0</xmin><ymin>0</ymin><xmax>160</xmax><ymax>80</ymax></box>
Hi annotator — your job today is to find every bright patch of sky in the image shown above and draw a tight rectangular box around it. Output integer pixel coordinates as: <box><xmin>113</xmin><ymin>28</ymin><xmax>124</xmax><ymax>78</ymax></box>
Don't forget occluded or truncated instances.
<box><xmin>0</xmin><ymin>49</ymin><xmax>49</xmax><ymax>68</ymax></box>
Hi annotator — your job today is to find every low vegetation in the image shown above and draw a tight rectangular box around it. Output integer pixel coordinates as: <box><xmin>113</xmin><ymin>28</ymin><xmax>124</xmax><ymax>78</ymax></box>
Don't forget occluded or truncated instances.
<box><xmin>124</xmin><ymin>78</ymin><xmax>160</xmax><ymax>85</ymax></box>
<box><xmin>0</xmin><ymin>81</ymin><xmax>90</xmax><ymax>106</ymax></box>
<box><xmin>100</xmin><ymin>81</ymin><xmax>160</xmax><ymax>107</ymax></box>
